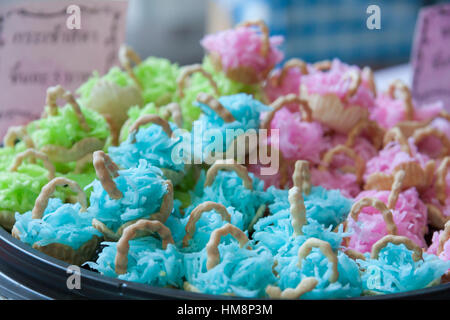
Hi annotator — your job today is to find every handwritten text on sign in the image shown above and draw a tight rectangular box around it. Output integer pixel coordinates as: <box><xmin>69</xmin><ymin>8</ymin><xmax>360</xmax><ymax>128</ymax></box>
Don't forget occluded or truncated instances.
<box><xmin>412</xmin><ymin>4</ymin><xmax>450</xmax><ymax>111</ymax></box>
<box><xmin>0</xmin><ymin>0</ymin><xmax>128</xmax><ymax>139</ymax></box>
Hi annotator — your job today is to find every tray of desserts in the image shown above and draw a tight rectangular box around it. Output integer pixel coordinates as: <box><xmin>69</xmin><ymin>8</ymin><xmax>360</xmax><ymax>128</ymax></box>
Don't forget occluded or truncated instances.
<box><xmin>0</xmin><ymin>21</ymin><xmax>449</xmax><ymax>299</ymax></box>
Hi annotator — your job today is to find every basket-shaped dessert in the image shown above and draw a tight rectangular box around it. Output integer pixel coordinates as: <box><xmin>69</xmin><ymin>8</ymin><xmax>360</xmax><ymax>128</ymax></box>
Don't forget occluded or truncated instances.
<box><xmin>300</xmin><ymin>59</ymin><xmax>376</xmax><ymax>134</ymax></box>
<box><xmin>201</xmin><ymin>20</ymin><xmax>284</xmax><ymax>85</ymax></box>
<box><xmin>191</xmin><ymin>93</ymin><xmax>269</xmax><ymax>163</ymax></box>
<box><xmin>88</xmin><ymin>151</ymin><xmax>173</xmax><ymax>241</ymax></box>
<box><xmin>109</xmin><ymin>114</ymin><xmax>185</xmax><ymax>186</ymax></box>
<box><xmin>184</xmin><ymin>224</ymin><xmax>276</xmax><ymax>297</ymax></box>
<box><xmin>358</xmin><ymin>235</ymin><xmax>450</xmax><ymax>295</ymax></box>
<box><xmin>187</xmin><ymin>159</ymin><xmax>272</xmax><ymax>230</ymax></box>
<box><xmin>26</xmin><ymin>85</ymin><xmax>109</xmax><ymax>164</ymax></box>
<box><xmin>12</xmin><ymin>177</ymin><xmax>101</xmax><ymax>265</ymax></box>
<box><xmin>0</xmin><ymin>149</ymin><xmax>56</xmax><ymax>230</ymax></box>
<box><xmin>88</xmin><ymin>219</ymin><xmax>184</xmax><ymax>288</ymax></box>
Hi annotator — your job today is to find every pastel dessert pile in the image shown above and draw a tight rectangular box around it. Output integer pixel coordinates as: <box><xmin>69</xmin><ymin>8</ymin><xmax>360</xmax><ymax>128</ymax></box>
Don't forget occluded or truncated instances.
<box><xmin>2</xmin><ymin>20</ymin><xmax>450</xmax><ymax>299</ymax></box>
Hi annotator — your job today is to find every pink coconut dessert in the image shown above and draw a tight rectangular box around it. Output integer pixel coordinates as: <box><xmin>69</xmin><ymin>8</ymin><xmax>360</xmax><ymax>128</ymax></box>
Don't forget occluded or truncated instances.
<box><xmin>370</xmin><ymin>80</ymin><xmax>445</xmax><ymax>130</ymax></box>
<box><xmin>430</xmin><ymin>117</ymin><xmax>450</xmax><ymax>140</ymax></box>
<box><xmin>328</xmin><ymin>133</ymin><xmax>377</xmax><ymax>166</ymax></box>
<box><xmin>310</xmin><ymin>169</ymin><xmax>360</xmax><ymax>199</ymax></box>
<box><xmin>201</xmin><ymin>20</ymin><xmax>284</xmax><ymax>84</ymax></box>
<box><xmin>266</xmin><ymin>107</ymin><xmax>328</xmax><ymax>164</ymax></box>
<box><xmin>310</xmin><ymin>144</ymin><xmax>365</xmax><ymax>199</ymax></box>
<box><xmin>364</xmin><ymin>129</ymin><xmax>435</xmax><ymax>191</ymax></box>
<box><xmin>421</xmin><ymin>157</ymin><xmax>450</xmax><ymax>229</ymax></box>
<box><xmin>347</xmin><ymin>187</ymin><xmax>428</xmax><ymax>253</ymax></box>
<box><xmin>246</xmin><ymin>132</ymin><xmax>292</xmax><ymax>190</ymax></box>
<box><xmin>428</xmin><ymin>222</ymin><xmax>450</xmax><ymax>261</ymax></box>
<box><xmin>247</xmin><ymin>162</ymin><xmax>292</xmax><ymax>190</ymax></box>
<box><xmin>264</xmin><ymin>58</ymin><xmax>313</xmax><ymax>111</ymax></box>
<box><xmin>300</xmin><ymin>59</ymin><xmax>376</xmax><ymax>133</ymax></box>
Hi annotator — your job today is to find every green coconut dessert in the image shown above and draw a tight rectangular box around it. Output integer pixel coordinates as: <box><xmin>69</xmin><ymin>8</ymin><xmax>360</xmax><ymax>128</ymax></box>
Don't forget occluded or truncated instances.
<box><xmin>0</xmin><ymin>149</ymin><xmax>66</xmax><ymax>230</ymax></box>
<box><xmin>119</xmin><ymin>45</ymin><xmax>179</xmax><ymax>107</ymax></box>
<box><xmin>26</xmin><ymin>85</ymin><xmax>110</xmax><ymax>164</ymax></box>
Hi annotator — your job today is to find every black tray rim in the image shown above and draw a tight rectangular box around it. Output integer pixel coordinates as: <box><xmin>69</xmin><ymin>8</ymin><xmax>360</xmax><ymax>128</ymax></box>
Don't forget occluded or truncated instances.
<box><xmin>0</xmin><ymin>227</ymin><xmax>448</xmax><ymax>300</ymax></box>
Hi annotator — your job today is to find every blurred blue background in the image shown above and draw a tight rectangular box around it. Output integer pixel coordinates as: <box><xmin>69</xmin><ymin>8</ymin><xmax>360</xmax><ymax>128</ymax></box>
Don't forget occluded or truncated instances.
<box><xmin>212</xmin><ymin>0</ymin><xmax>449</xmax><ymax>68</ymax></box>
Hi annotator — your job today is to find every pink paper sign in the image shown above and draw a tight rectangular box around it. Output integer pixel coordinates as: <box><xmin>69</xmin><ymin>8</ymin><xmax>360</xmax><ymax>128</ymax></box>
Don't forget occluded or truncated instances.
<box><xmin>412</xmin><ymin>4</ymin><xmax>450</xmax><ymax>111</ymax></box>
<box><xmin>0</xmin><ymin>0</ymin><xmax>128</xmax><ymax>139</ymax></box>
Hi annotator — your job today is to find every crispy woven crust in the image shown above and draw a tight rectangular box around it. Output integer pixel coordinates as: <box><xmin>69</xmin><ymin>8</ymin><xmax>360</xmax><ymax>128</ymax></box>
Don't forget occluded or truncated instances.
<box><xmin>31</xmin><ymin>236</ymin><xmax>100</xmax><ymax>265</ymax></box>
<box><xmin>426</xmin><ymin>204</ymin><xmax>449</xmax><ymax>229</ymax></box>
<box><xmin>364</xmin><ymin>161</ymin><xmax>435</xmax><ymax>191</ymax></box>
<box><xmin>41</xmin><ymin>137</ymin><xmax>106</xmax><ymax>163</ymax></box>
<box><xmin>0</xmin><ymin>211</ymin><xmax>16</xmax><ymax>231</ymax></box>
<box><xmin>209</xmin><ymin>52</ymin><xmax>272</xmax><ymax>85</ymax></box>
<box><xmin>301</xmin><ymin>87</ymin><xmax>369</xmax><ymax>134</ymax></box>
<box><xmin>12</xmin><ymin>226</ymin><xmax>100</xmax><ymax>266</ymax></box>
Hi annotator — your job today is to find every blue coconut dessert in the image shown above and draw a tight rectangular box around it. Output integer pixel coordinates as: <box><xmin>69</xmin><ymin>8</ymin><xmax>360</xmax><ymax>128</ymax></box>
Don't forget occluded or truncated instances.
<box><xmin>357</xmin><ymin>235</ymin><xmax>450</xmax><ymax>295</ymax></box>
<box><xmin>269</xmin><ymin>238</ymin><xmax>362</xmax><ymax>299</ymax></box>
<box><xmin>187</xmin><ymin>159</ymin><xmax>273</xmax><ymax>230</ymax></box>
<box><xmin>12</xmin><ymin>177</ymin><xmax>101</xmax><ymax>265</ymax></box>
<box><xmin>191</xmin><ymin>93</ymin><xmax>269</xmax><ymax>163</ymax></box>
<box><xmin>88</xmin><ymin>151</ymin><xmax>173</xmax><ymax>241</ymax></box>
<box><xmin>87</xmin><ymin>219</ymin><xmax>184</xmax><ymax>288</ymax></box>
<box><xmin>109</xmin><ymin>114</ymin><xmax>185</xmax><ymax>185</ymax></box>
<box><xmin>183</xmin><ymin>224</ymin><xmax>277</xmax><ymax>298</ymax></box>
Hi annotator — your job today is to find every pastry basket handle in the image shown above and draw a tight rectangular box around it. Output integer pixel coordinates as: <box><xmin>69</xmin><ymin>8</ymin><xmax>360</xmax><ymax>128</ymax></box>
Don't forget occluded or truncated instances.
<box><xmin>275</xmin><ymin>58</ymin><xmax>309</xmax><ymax>86</ymax></box>
<box><xmin>118</xmin><ymin>44</ymin><xmax>142</xmax><ymax>89</ymax></box>
<box><xmin>349</xmin><ymin>197</ymin><xmax>398</xmax><ymax>236</ymax></box>
<box><xmin>204</xmin><ymin>159</ymin><xmax>253</xmax><ymax>190</ymax></box>
<box><xmin>388</xmin><ymin>80</ymin><xmax>414</xmax><ymax>121</ymax></box>
<box><xmin>177</xmin><ymin>64</ymin><xmax>219</xmax><ymax>99</ymax></box>
<box><xmin>412</xmin><ymin>126</ymin><xmax>450</xmax><ymax>159</ymax></box>
<box><xmin>371</xmin><ymin>235</ymin><xmax>423</xmax><ymax>262</ymax></box>
<box><xmin>46</xmin><ymin>85</ymin><xmax>90</xmax><ymax>132</ymax></box>
<box><xmin>9</xmin><ymin>149</ymin><xmax>56</xmax><ymax>181</ymax></box>
<box><xmin>32</xmin><ymin>177</ymin><xmax>87</xmax><ymax>219</ymax></box>
<box><xmin>115</xmin><ymin>219</ymin><xmax>174</xmax><ymax>275</ymax></box>
<box><xmin>319</xmin><ymin>144</ymin><xmax>365</xmax><ymax>184</ymax></box>
<box><xmin>297</xmin><ymin>238</ymin><xmax>339</xmax><ymax>283</ymax></box>
<box><xmin>206</xmin><ymin>224</ymin><xmax>250</xmax><ymax>270</ymax></box>
<box><xmin>161</xmin><ymin>102</ymin><xmax>183</xmax><ymax>129</ymax></box>
<box><xmin>261</xmin><ymin>94</ymin><xmax>312</xmax><ymax>130</ymax></box>
<box><xmin>289</xmin><ymin>186</ymin><xmax>307</xmax><ymax>237</ymax></box>
<box><xmin>196</xmin><ymin>93</ymin><xmax>235</xmax><ymax>123</ymax></box>
<box><xmin>182</xmin><ymin>202</ymin><xmax>231</xmax><ymax>247</ymax></box>
<box><xmin>3</xmin><ymin>126</ymin><xmax>35</xmax><ymax>149</ymax></box>
<box><xmin>93</xmin><ymin>151</ymin><xmax>123</xmax><ymax>200</ymax></box>
<box><xmin>129</xmin><ymin>114</ymin><xmax>173</xmax><ymax>140</ymax></box>
<box><xmin>236</xmin><ymin>20</ymin><xmax>270</xmax><ymax>58</ymax></box>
